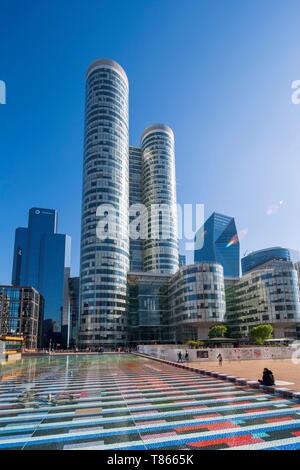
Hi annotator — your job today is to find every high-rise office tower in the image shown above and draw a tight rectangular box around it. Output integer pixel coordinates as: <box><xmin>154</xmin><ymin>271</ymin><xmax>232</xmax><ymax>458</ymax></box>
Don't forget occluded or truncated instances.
<box><xmin>11</xmin><ymin>208</ymin><xmax>71</xmax><ymax>346</ymax></box>
<box><xmin>79</xmin><ymin>60</ymin><xmax>181</xmax><ymax>348</ymax></box>
<box><xmin>61</xmin><ymin>266</ymin><xmax>71</xmax><ymax>348</ymax></box>
<box><xmin>79</xmin><ymin>59</ymin><xmax>129</xmax><ymax>349</ymax></box>
<box><xmin>194</xmin><ymin>212</ymin><xmax>240</xmax><ymax>278</ymax></box>
<box><xmin>295</xmin><ymin>262</ymin><xmax>300</xmax><ymax>290</ymax></box>
<box><xmin>179</xmin><ymin>254</ymin><xmax>186</xmax><ymax>266</ymax></box>
<box><xmin>129</xmin><ymin>146</ymin><xmax>143</xmax><ymax>272</ymax></box>
<box><xmin>68</xmin><ymin>277</ymin><xmax>80</xmax><ymax>348</ymax></box>
<box><xmin>141</xmin><ymin>124</ymin><xmax>179</xmax><ymax>274</ymax></box>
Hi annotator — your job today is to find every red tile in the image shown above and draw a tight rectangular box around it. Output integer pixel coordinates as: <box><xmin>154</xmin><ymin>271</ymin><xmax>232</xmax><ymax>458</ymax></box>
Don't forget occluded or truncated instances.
<box><xmin>183</xmin><ymin>405</ymin><xmax>208</xmax><ymax>410</ymax></box>
<box><xmin>188</xmin><ymin>434</ymin><xmax>264</xmax><ymax>448</ymax></box>
<box><xmin>244</xmin><ymin>407</ymin><xmax>272</xmax><ymax>413</ymax></box>
<box><xmin>193</xmin><ymin>413</ymin><xmax>222</xmax><ymax>419</ymax></box>
<box><xmin>265</xmin><ymin>416</ymin><xmax>294</xmax><ymax>423</ymax></box>
<box><xmin>175</xmin><ymin>421</ymin><xmax>238</xmax><ymax>433</ymax></box>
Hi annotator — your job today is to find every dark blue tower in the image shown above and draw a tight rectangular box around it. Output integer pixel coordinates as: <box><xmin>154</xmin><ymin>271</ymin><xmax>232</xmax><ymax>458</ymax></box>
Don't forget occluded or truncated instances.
<box><xmin>11</xmin><ymin>208</ymin><xmax>71</xmax><ymax>346</ymax></box>
<box><xmin>194</xmin><ymin>212</ymin><xmax>240</xmax><ymax>278</ymax></box>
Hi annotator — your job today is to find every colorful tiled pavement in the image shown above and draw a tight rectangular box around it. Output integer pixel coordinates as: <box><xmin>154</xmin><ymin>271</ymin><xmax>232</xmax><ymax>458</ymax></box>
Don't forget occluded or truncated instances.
<box><xmin>1</xmin><ymin>354</ymin><xmax>300</xmax><ymax>450</ymax></box>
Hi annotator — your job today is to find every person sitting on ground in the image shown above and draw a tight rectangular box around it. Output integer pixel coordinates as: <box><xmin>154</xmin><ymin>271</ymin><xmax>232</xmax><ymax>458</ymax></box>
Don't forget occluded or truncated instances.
<box><xmin>258</xmin><ymin>368</ymin><xmax>275</xmax><ymax>386</ymax></box>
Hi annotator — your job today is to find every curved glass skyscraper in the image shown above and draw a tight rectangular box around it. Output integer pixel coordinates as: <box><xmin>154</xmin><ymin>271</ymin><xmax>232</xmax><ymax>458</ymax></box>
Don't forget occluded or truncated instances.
<box><xmin>79</xmin><ymin>59</ymin><xmax>129</xmax><ymax>349</ymax></box>
<box><xmin>141</xmin><ymin>124</ymin><xmax>179</xmax><ymax>274</ymax></box>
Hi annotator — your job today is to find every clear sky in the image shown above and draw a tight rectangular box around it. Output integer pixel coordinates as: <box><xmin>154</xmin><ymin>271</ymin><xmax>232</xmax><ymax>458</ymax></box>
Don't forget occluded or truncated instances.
<box><xmin>1</xmin><ymin>0</ymin><xmax>300</xmax><ymax>282</ymax></box>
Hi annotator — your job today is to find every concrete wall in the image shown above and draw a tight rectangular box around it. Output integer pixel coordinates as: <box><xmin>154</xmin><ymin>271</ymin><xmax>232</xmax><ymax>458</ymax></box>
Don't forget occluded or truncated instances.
<box><xmin>137</xmin><ymin>344</ymin><xmax>295</xmax><ymax>361</ymax></box>
<box><xmin>0</xmin><ymin>343</ymin><xmax>22</xmax><ymax>365</ymax></box>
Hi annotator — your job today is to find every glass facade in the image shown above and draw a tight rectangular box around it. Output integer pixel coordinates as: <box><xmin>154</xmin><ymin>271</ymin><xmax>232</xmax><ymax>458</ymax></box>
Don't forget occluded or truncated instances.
<box><xmin>129</xmin><ymin>146</ymin><xmax>143</xmax><ymax>272</ymax></box>
<box><xmin>295</xmin><ymin>262</ymin><xmax>300</xmax><ymax>290</ymax></box>
<box><xmin>11</xmin><ymin>208</ymin><xmax>71</xmax><ymax>346</ymax></box>
<box><xmin>194</xmin><ymin>212</ymin><xmax>240</xmax><ymax>278</ymax></box>
<box><xmin>168</xmin><ymin>263</ymin><xmax>226</xmax><ymax>342</ymax></box>
<box><xmin>179</xmin><ymin>254</ymin><xmax>186</xmax><ymax>266</ymax></box>
<box><xmin>242</xmin><ymin>247</ymin><xmax>300</xmax><ymax>275</ymax></box>
<box><xmin>0</xmin><ymin>340</ymin><xmax>4</xmax><ymax>362</ymax></box>
<box><xmin>127</xmin><ymin>273</ymin><xmax>171</xmax><ymax>346</ymax></box>
<box><xmin>80</xmin><ymin>59</ymin><xmax>129</xmax><ymax>349</ymax></box>
<box><xmin>0</xmin><ymin>286</ymin><xmax>42</xmax><ymax>349</ymax></box>
<box><xmin>141</xmin><ymin>125</ymin><xmax>179</xmax><ymax>275</ymax></box>
<box><xmin>68</xmin><ymin>277</ymin><xmax>80</xmax><ymax>348</ymax></box>
<box><xmin>226</xmin><ymin>260</ymin><xmax>300</xmax><ymax>339</ymax></box>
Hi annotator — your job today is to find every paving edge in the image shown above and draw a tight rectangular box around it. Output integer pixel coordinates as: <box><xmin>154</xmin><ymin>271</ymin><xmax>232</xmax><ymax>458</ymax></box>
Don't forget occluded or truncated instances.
<box><xmin>132</xmin><ymin>352</ymin><xmax>300</xmax><ymax>401</ymax></box>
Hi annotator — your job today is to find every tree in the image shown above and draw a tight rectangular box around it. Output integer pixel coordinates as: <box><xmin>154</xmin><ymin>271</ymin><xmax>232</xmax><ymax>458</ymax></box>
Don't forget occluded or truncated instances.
<box><xmin>185</xmin><ymin>340</ymin><xmax>205</xmax><ymax>349</ymax></box>
<box><xmin>208</xmin><ymin>325</ymin><xmax>228</xmax><ymax>338</ymax></box>
<box><xmin>250</xmin><ymin>324</ymin><xmax>273</xmax><ymax>345</ymax></box>
<box><xmin>185</xmin><ymin>340</ymin><xmax>198</xmax><ymax>349</ymax></box>
<box><xmin>225</xmin><ymin>324</ymin><xmax>232</xmax><ymax>337</ymax></box>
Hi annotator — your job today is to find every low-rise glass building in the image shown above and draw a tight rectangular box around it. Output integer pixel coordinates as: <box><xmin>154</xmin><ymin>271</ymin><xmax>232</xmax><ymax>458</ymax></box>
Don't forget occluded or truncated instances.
<box><xmin>226</xmin><ymin>260</ymin><xmax>300</xmax><ymax>339</ymax></box>
<box><xmin>0</xmin><ymin>286</ymin><xmax>43</xmax><ymax>349</ymax></box>
<box><xmin>0</xmin><ymin>340</ymin><xmax>5</xmax><ymax>362</ymax></box>
<box><xmin>242</xmin><ymin>247</ymin><xmax>300</xmax><ymax>275</ymax></box>
<box><xmin>127</xmin><ymin>272</ymin><xmax>171</xmax><ymax>346</ymax></box>
<box><xmin>168</xmin><ymin>263</ymin><xmax>226</xmax><ymax>342</ymax></box>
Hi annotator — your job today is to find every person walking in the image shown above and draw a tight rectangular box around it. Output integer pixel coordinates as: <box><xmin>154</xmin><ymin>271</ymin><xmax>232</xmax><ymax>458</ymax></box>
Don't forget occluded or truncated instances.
<box><xmin>217</xmin><ymin>353</ymin><xmax>223</xmax><ymax>366</ymax></box>
<box><xmin>177</xmin><ymin>351</ymin><xmax>183</xmax><ymax>363</ymax></box>
<box><xmin>185</xmin><ymin>350</ymin><xmax>189</xmax><ymax>362</ymax></box>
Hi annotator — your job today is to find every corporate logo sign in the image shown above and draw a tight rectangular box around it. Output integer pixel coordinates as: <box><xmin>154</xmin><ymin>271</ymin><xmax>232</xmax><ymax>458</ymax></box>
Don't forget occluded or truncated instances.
<box><xmin>35</xmin><ymin>209</ymin><xmax>55</xmax><ymax>216</ymax></box>
<box><xmin>0</xmin><ymin>80</ymin><xmax>6</xmax><ymax>104</ymax></box>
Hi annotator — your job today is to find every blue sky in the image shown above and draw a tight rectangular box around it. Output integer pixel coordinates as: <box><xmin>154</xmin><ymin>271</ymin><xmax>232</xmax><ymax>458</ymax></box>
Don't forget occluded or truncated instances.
<box><xmin>1</xmin><ymin>0</ymin><xmax>300</xmax><ymax>281</ymax></box>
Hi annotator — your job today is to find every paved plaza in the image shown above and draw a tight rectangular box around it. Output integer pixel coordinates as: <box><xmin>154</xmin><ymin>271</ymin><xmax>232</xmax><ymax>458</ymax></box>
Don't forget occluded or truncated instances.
<box><xmin>1</xmin><ymin>354</ymin><xmax>300</xmax><ymax>450</ymax></box>
<box><xmin>188</xmin><ymin>359</ymin><xmax>300</xmax><ymax>391</ymax></box>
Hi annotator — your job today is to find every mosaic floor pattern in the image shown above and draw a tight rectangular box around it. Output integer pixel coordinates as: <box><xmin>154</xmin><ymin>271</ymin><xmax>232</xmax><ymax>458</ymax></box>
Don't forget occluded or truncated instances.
<box><xmin>1</xmin><ymin>354</ymin><xmax>300</xmax><ymax>450</ymax></box>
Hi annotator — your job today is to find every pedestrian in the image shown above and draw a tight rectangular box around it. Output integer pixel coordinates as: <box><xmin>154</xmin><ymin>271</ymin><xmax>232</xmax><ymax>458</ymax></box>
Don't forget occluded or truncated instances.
<box><xmin>185</xmin><ymin>350</ymin><xmax>189</xmax><ymax>362</ymax></box>
<box><xmin>258</xmin><ymin>368</ymin><xmax>275</xmax><ymax>386</ymax></box>
<box><xmin>217</xmin><ymin>353</ymin><xmax>223</xmax><ymax>366</ymax></box>
<box><xmin>177</xmin><ymin>351</ymin><xmax>183</xmax><ymax>363</ymax></box>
